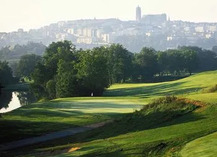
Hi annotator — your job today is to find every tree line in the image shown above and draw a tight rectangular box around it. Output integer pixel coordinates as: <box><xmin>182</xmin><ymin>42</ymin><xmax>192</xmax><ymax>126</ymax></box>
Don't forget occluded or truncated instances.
<box><xmin>30</xmin><ymin>41</ymin><xmax>131</xmax><ymax>99</ymax></box>
<box><xmin>0</xmin><ymin>42</ymin><xmax>46</xmax><ymax>61</ymax></box>
<box><xmin>7</xmin><ymin>40</ymin><xmax>217</xmax><ymax>99</ymax></box>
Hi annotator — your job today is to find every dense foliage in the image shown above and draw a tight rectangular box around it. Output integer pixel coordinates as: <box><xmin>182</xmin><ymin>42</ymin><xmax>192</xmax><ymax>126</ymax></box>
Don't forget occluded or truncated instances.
<box><xmin>31</xmin><ymin>41</ymin><xmax>135</xmax><ymax>99</ymax></box>
<box><xmin>29</xmin><ymin>40</ymin><xmax>217</xmax><ymax>99</ymax></box>
<box><xmin>0</xmin><ymin>61</ymin><xmax>16</xmax><ymax>87</ymax></box>
<box><xmin>17</xmin><ymin>54</ymin><xmax>42</xmax><ymax>79</ymax></box>
<box><xmin>157</xmin><ymin>48</ymin><xmax>198</xmax><ymax>76</ymax></box>
<box><xmin>133</xmin><ymin>47</ymin><xmax>159</xmax><ymax>81</ymax></box>
<box><xmin>106</xmin><ymin>44</ymin><xmax>133</xmax><ymax>84</ymax></box>
<box><xmin>179</xmin><ymin>46</ymin><xmax>217</xmax><ymax>72</ymax></box>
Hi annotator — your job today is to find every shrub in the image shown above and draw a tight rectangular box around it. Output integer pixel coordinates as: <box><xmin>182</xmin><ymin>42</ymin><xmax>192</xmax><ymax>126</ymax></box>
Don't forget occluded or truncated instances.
<box><xmin>140</xmin><ymin>96</ymin><xmax>201</xmax><ymax>118</ymax></box>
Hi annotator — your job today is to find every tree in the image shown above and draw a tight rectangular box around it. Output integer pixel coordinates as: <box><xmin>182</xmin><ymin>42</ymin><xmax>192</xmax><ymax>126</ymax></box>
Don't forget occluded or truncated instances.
<box><xmin>0</xmin><ymin>91</ymin><xmax>12</xmax><ymax>111</ymax></box>
<box><xmin>31</xmin><ymin>41</ymin><xmax>77</xmax><ymax>99</ymax></box>
<box><xmin>46</xmin><ymin>80</ymin><xmax>56</xmax><ymax>99</ymax></box>
<box><xmin>76</xmin><ymin>49</ymin><xmax>110</xmax><ymax>96</ymax></box>
<box><xmin>134</xmin><ymin>47</ymin><xmax>159</xmax><ymax>81</ymax></box>
<box><xmin>106</xmin><ymin>44</ymin><xmax>133</xmax><ymax>83</ymax></box>
<box><xmin>157</xmin><ymin>51</ymin><xmax>170</xmax><ymax>75</ymax></box>
<box><xmin>158</xmin><ymin>48</ymin><xmax>198</xmax><ymax>76</ymax></box>
<box><xmin>43</xmin><ymin>40</ymin><xmax>76</xmax><ymax>81</ymax></box>
<box><xmin>166</xmin><ymin>49</ymin><xmax>184</xmax><ymax>75</ymax></box>
<box><xmin>182</xmin><ymin>49</ymin><xmax>198</xmax><ymax>75</ymax></box>
<box><xmin>17</xmin><ymin>54</ymin><xmax>42</xmax><ymax>79</ymax></box>
<box><xmin>0</xmin><ymin>61</ymin><xmax>17</xmax><ymax>111</ymax></box>
<box><xmin>179</xmin><ymin>46</ymin><xmax>217</xmax><ymax>72</ymax></box>
<box><xmin>56</xmin><ymin>59</ymin><xmax>78</xmax><ymax>98</ymax></box>
<box><xmin>0</xmin><ymin>61</ymin><xmax>15</xmax><ymax>86</ymax></box>
<box><xmin>31</xmin><ymin>63</ymin><xmax>49</xmax><ymax>98</ymax></box>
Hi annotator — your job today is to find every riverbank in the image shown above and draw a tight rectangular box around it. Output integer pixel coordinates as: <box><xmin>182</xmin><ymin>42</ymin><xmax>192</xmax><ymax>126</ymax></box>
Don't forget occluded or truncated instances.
<box><xmin>0</xmin><ymin>83</ymin><xmax>34</xmax><ymax>114</ymax></box>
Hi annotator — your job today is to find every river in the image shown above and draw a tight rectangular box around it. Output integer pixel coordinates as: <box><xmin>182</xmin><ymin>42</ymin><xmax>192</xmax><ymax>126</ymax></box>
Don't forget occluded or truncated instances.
<box><xmin>0</xmin><ymin>89</ymin><xmax>35</xmax><ymax>114</ymax></box>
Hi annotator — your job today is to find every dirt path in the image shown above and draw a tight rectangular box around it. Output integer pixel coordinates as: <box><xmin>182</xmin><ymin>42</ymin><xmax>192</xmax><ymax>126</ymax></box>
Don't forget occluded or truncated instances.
<box><xmin>0</xmin><ymin>120</ymin><xmax>112</xmax><ymax>151</ymax></box>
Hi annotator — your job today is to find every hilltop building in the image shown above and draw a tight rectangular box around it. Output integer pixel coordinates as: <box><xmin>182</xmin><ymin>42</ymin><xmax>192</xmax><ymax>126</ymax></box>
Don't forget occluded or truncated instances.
<box><xmin>1</xmin><ymin>8</ymin><xmax>217</xmax><ymax>52</ymax></box>
<box><xmin>142</xmin><ymin>14</ymin><xmax>167</xmax><ymax>26</ymax></box>
<box><xmin>136</xmin><ymin>6</ymin><xmax>141</xmax><ymax>22</ymax></box>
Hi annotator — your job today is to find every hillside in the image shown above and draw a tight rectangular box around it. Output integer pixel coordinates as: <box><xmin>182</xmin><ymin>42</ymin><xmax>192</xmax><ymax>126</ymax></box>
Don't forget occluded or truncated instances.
<box><xmin>180</xmin><ymin>131</ymin><xmax>217</xmax><ymax>157</ymax></box>
<box><xmin>105</xmin><ymin>71</ymin><xmax>217</xmax><ymax>98</ymax></box>
<box><xmin>0</xmin><ymin>42</ymin><xmax>46</xmax><ymax>62</ymax></box>
<box><xmin>1</xmin><ymin>71</ymin><xmax>217</xmax><ymax>156</ymax></box>
<box><xmin>1</xmin><ymin>18</ymin><xmax>217</xmax><ymax>52</ymax></box>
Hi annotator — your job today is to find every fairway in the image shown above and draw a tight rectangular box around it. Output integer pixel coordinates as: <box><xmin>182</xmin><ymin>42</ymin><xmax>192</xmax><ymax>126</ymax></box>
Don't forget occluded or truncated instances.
<box><xmin>2</xmin><ymin>71</ymin><xmax>217</xmax><ymax>157</ymax></box>
<box><xmin>180</xmin><ymin>131</ymin><xmax>217</xmax><ymax>157</ymax></box>
<box><xmin>0</xmin><ymin>97</ymin><xmax>145</xmax><ymax>144</ymax></box>
<box><xmin>1</xmin><ymin>3</ymin><xmax>217</xmax><ymax>156</ymax></box>
<box><xmin>45</xmin><ymin>101</ymin><xmax>217</xmax><ymax>157</ymax></box>
<box><xmin>105</xmin><ymin>71</ymin><xmax>217</xmax><ymax>98</ymax></box>
<box><xmin>51</xmin><ymin>97</ymin><xmax>145</xmax><ymax>114</ymax></box>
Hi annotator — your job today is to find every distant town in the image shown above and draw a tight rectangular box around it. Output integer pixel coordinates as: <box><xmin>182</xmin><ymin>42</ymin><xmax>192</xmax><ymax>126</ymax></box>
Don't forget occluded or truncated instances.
<box><xmin>1</xmin><ymin>6</ymin><xmax>217</xmax><ymax>52</ymax></box>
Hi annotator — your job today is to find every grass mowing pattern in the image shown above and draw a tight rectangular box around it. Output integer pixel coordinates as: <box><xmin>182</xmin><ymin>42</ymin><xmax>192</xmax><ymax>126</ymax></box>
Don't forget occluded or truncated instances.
<box><xmin>47</xmin><ymin>96</ymin><xmax>217</xmax><ymax>157</ymax></box>
<box><xmin>104</xmin><ymin>71</ymin><xmax>217</xmax><ymax>98</ymax></box>
<box><xmin>19</xmin><ymin>96</ymin><xmax>217</xmax><ymax>157</ymax></box>
<box><xmin>0</xmin><ymin>97</ymin><xmax>144</xmax><ymax>144</ymax></box>
<box><xmin>2</xmin><ymin>71</ymin><xmax>217</xmax><ymax>156</ymax></box>
<box><xmin>48</xmin><ymin>71</ymin><xmax>217</xmax><ymax>157</ymax></box>
<box><xmin>180</xmin><ymin>131</ymin><xmax>217</xmax><ymax>157</ymax></box>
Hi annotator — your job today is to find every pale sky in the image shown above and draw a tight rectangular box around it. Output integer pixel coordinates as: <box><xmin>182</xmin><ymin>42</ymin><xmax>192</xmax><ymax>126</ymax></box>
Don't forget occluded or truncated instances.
<box><xmin>0</xmin><ymin>0</ymin><xmax>217</xmax><ymax>32</ymax></box>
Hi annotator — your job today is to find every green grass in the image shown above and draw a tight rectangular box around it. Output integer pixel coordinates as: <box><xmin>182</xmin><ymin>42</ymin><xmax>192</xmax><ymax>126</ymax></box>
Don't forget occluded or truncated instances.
<box><xmin>2</xmin><ymin>70</ymin><xmax>217</xmax><ymax>157</ymax></box>
<box><xmin>18</xmin><ymin>97</ymin><xmax>217</xmax><ymax>157</ymax></box>
<box><xmin>55</xmin><ymin>100</ymin><xmax>216</xmax><ymax>157</ymax></box>
<box><xmin>180</xmin><ymin>131</ymin><xmax>217</xmax><ymax>157</ymax></box>
<box><xmin>185</xmin><ymin>93</ymin><xmax>217</xmax><ymax>104</ymax></box>
<box><xmin>104</xmin><ymin>71</ymin><xmax>217</xmax><ymax>98</ymax></box>
<box><xmin>0</xmin><ymin>97</ymin><xmax>144</xmax><ymax>144</ymax></box>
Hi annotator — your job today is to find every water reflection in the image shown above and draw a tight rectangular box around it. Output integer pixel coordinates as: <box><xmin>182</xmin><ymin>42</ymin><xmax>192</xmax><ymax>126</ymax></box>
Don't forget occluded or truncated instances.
<box><xmin>0</xmin><ymin>91</ymin><xmax>35</xmax><ymax>113</ymax></box>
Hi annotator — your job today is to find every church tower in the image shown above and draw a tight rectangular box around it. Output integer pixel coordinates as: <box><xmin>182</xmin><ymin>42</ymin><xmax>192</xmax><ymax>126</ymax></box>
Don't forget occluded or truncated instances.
<box><xmin>136</xmin><ymin>6</ymin><xmax>141</xmax><ymax>22</ymax></box>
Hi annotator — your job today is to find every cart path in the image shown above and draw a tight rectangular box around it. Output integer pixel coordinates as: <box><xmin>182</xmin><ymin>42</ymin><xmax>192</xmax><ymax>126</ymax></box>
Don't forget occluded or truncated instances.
<box><xmin>0</xmin><ymin>120</ymin><xmax>112</xmax><ymax>151</ymax></box>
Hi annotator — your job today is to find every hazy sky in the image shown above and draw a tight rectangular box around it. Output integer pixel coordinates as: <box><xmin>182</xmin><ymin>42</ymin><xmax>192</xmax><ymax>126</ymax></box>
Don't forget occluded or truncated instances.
<box><xmin>1</xmin><ymin>0</ymin><xmax>217</xmax><ymax>32</ymax></box>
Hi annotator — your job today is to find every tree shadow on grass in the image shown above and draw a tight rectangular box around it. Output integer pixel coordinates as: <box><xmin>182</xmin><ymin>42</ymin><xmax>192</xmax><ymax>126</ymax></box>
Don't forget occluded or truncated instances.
<box><xmin>78</xmin><ymin>141</ymin><xmax>171</xmax><ymax>157</ymax></box>
<box><xmin>0</xmin><ymin>101</ymin><xmax>138</xmax><ymax>145</ymax></box>
<box><xmin>60</xmin><ymin>109</ymin><xmax>205</xmax><ymax>157</ymax></box>
<box><xmin>6</xmin><ymin>108</ymin><xmax>85</xmax><ymax>118</ymax></box>
<box><xmin>84</xmin><ymin>111</ymin><xmax>204</xmax><ymax>142</ymax></box>
<box><xmin>57</xmin><ymin>111</ymin><xmax>204</xmax><ymax>157</ymax></box>
<box><xmin>0</xmin><ymin>96</ymin><xmax>145</xmax><ymax>146</ymax></box>
<box><xmin>2</xmin><ymin>102</ymin><xmax>140</xmax><ymax>121</ymax></box>
<box><xmin>31</xmin><ymin>104</ymin><xmax>206</xmax><ymax>152</ymax></box>
<box><xmin>0</xmin><ymin>120</ymin><xmax>80</xmax><ymax>144</ymax></box>
<box><xmin>1</xmin><ymin>103</ymin><xmax>207</xmax><ymax>157</ymax></box>
<box><xmin>0</xmin><ymin>97</ymin><xmax>207</xmax><ymax>157</ymax></box>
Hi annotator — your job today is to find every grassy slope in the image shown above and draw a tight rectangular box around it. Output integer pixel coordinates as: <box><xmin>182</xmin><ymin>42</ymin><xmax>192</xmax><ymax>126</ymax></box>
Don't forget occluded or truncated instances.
<box><xmin>2</xmin><ymin>71</ymin><xmax>217</xmax><ymax>156</ymax></box>
<box><xmin>0</xmin><ymin>97</ymin><xmax>145</xmax><ymax>144</ymax></box>
<box><xmin>58</xmin><ymin>105</ymin><xmax>217</xmax><ymax>157</ymax></box>
<box><xmin>52</xmin><ymin>71</ymin><xmax>217</xmax><ymax>157</ymax></box>
<box><xmin>180</xmin><ymin>131</ymin><xmax>217</xmax><ymax>157</ymax></box>
<box><xmin>6</xmin><ymin>70</ymin><xmax>216</xmax><ymax>157</ymax></box>
<box><xmin>105</xmin><ymin>71</ymin><xmax>217</xmax><ymax>98</ymax></box>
